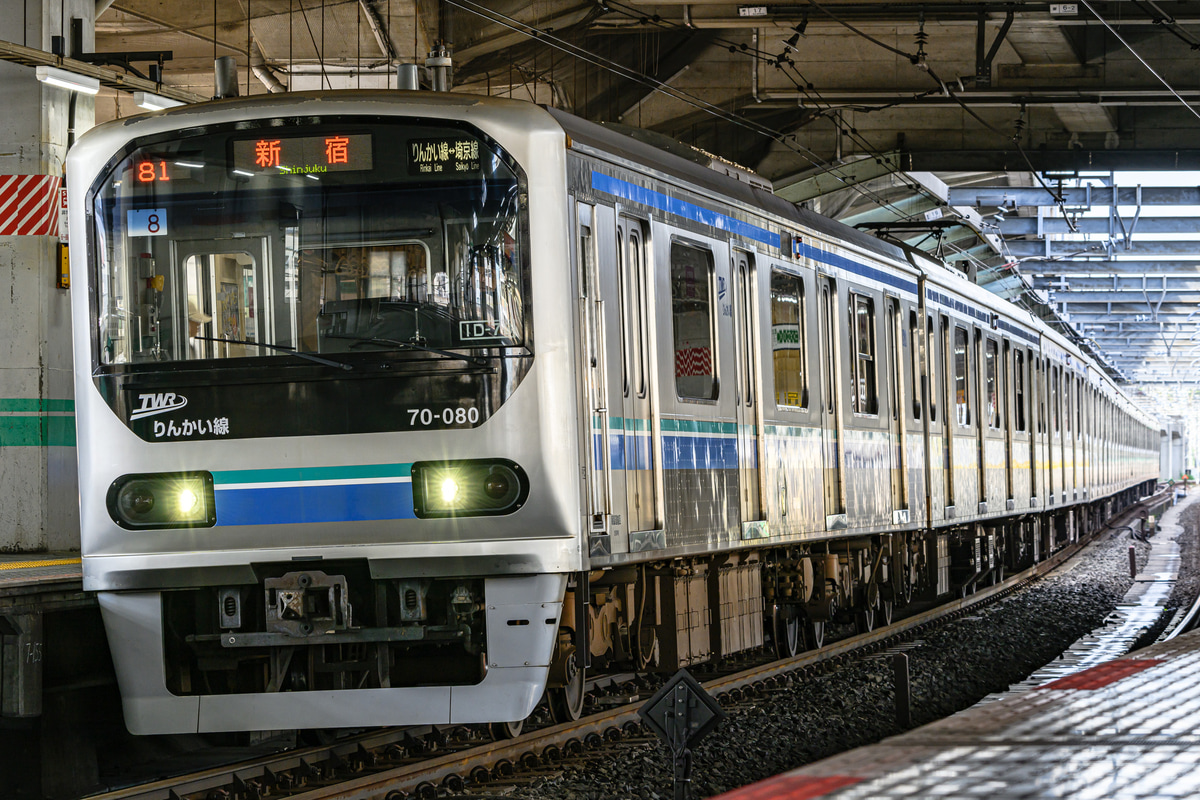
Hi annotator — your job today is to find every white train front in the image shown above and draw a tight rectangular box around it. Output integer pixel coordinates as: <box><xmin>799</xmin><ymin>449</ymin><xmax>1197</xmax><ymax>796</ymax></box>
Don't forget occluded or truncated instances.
<box><xmin>67</xmin><ymin>91</ymin><xmax>1159</xmax><ymax>735</ymax></box>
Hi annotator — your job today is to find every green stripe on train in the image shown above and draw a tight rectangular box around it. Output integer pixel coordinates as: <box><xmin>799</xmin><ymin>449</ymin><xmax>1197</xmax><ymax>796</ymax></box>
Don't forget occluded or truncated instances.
<box><xmin>212</xmin><ymin>462</ymin><xmax>413</xmax><ymax>485</ymax></box>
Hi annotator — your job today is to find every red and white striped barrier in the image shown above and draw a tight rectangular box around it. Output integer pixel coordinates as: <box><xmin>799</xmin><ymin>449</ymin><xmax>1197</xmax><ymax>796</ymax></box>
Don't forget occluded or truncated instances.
<box><xmin>0</xmin><ymin>174</ymin><xmax>62</xmax><ymax>236</ymax></box>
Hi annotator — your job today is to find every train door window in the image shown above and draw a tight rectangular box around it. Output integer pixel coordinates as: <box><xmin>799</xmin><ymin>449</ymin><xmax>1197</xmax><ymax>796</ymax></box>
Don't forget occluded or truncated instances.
<box><xmin>848</xmin><ymin>293</ymin><xmax>878</xmax><ymax>414</ymax></box>
<box><xmin>909</xmin><ymin>310</ymin><xmax>921</xmax><ymax>420</ymax></box>
<box><xmin>1038</xmin><ymin>360</ymin><xmax>1047</xmax><ymax>434</ymax></box>
<box><xmin>628</xmin><ymin>225</ymin><xmax>649</xmax><ymax>399</ymax></box>
<box><xmin>770</xmin><ymin>270</ymin><xmax>807</xmax><ymax>409</ymax></box>
<box><xmin>1076</xmin><ymin>380</ymin><xmax>1084</xmax><ymax>441</ymax></box>
<box><xmin>1051</xmin><ymin>366</ymin><xmax>1060</xmax><ymax>433</ymax></box>
<box><xmin>1014</xmin><ymin>349</ymin><xmax>1026</xmax><ymax>432</ymax></box>
<box><xmin>671</xmin><ymin>242</ymin><xmax>717</xmax><ymax>400</ymax></box>
<box><xmin>1065</xmin><ymin>374</ymin><xmax>1073</xmax><ymax>436</ymax></box>
<box><xmin>985</xmin><ymin>338</ymin><xmax>1000</xmax><ymax>429</ymax></box>
<box><xmin>183</xmin><ymin>250</ymin><xmax>259</xmax><ymax>360</ymax></box>
<box><xmin>953</xmin><ymin>325</ymin><xmax>970</xmax><ymax>426</ymax></box>
<box><xmin>927</xmin><ymin>315</ymin><xmax>937</xmax><ymax>423</ymax></box>
<box><xmin>615</xmin><ymin>229</ymin><xmax>631</xmax><ymax>397</ymax></box>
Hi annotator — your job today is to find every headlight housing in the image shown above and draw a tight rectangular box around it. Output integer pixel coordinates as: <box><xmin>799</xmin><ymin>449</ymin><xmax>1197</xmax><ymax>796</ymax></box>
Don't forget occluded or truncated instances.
<box><xmin>106</xmin><ymin>472</ymin><xmax>216</xmax><ymax>529</ymax></box>
<box><xmin>411</xmin><ymin>459</ymin><xmax>528</xmax><ymax>518</ymax></box>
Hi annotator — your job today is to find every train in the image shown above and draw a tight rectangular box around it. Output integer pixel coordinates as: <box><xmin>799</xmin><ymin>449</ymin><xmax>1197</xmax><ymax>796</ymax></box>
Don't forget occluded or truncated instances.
<box><xmin>66</xmin><ymin>90</ymin><xmax>1159</xmax><ymax>735</ymax></box>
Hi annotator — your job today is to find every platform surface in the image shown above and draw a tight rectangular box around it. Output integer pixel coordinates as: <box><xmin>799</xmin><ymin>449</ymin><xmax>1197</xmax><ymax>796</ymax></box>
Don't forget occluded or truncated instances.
<box><xmin>717</xmin><ymin>494</ymin><xmax>1200</xmax><ymax>800</ymax></box>
<box><xmin>719</xmin><ymin>632</ymin><xmax>1200</xmax><ymax>799</ymax></box>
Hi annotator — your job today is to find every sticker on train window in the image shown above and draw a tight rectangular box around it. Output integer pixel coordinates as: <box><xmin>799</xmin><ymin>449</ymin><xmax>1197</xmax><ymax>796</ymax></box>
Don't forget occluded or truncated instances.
<box><xmin>460</xmin><ymin>320</ymin><xmax>504</xmax><ymax>341</ymax></box>
<box><xmin>127</xmin><ymin>208</ymin><xmax>168</xmax><ymax>236</ymax></box>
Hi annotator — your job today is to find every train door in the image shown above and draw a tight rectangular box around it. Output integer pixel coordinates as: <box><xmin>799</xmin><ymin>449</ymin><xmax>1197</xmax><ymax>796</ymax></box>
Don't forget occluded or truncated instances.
<box><xmin>885</xmin><ymin>297</ymin><xmax>908</xmax><ymax>520</ymax></box>
<box><xmin>577</xmin><ymin>203</ymin><xmax>613</xmax><ymax>550</ymax></box>
<box><xmin>974</xmin><ymin>329</ymin><xmax>986</xmax><ymax>511</ymax></box>
<box><xmin>818</xmin><ymin>276</ymin><xmax>846</xmax><ymax>527</ymax></box>
<box><xmin>616</xmin><ymin>215</ymin><xmax>661</xmax><ymax>536</ymax></box>
<box><xmin>1003</xmin><ymin>341</ymin><xmax>1015</xmax><ymax>507</ymax></box>
<box><xmin>942</xmin><ymin>315</ymin><xmax>955</xmax><ymax>513</ymax></box>
<box><xmin>732</xmin><ymin>249</ymin><xmax>764</xmax><ymax>529</ymax></box>
<box><xmin>1051</xmin><ymin>365</ymin><xmax>1062</xmax><ymax>503</ymax></box>
<box><xmin>173</xmin><ymin>237</ymin><xmax>271</xmax><ymax>361</ymax></box>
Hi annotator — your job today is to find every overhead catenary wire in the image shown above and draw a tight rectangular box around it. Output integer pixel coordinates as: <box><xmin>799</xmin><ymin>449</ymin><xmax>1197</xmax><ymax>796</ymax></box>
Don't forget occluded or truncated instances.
<box><xmin>444</xmin><ymin>0</ymin><xmax>925</xmax><ymax>219</ymax></box>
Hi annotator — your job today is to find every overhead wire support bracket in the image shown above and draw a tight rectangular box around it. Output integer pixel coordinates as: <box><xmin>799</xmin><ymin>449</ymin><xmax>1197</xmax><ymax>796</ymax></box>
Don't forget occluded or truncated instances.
<box><xmin>974</xmin><ymin>9</ymin><xmax>1014</xmax><ymax>89</ymax></box>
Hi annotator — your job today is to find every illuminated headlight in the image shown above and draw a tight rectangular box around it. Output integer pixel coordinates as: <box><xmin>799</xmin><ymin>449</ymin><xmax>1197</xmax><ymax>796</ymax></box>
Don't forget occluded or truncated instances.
<box><xmin>106</xmin><ymin>472</ymin><xmax>216</xmax><ymax>529</ymax></box>
<box><xmin>411</xmin><ymin>459</ymin><xmax>528</xmax><ymax>518</ymax></box>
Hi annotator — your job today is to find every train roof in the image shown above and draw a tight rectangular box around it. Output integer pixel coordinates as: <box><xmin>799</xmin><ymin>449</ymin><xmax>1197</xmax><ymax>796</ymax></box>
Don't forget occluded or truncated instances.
<box><xmin>543</xmin><ymin>105</ymin><xmax>915</xmax><ymax>271</ymax></box>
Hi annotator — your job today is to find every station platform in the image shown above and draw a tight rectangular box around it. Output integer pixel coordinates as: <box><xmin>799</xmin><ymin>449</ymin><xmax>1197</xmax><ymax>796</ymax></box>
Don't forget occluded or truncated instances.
<box><xmin>717</xmin><ymin>632</ymin><xmax>1200</xmax><ymax>799</ymax></box>
<box><xmin>0</xmin><ymin>551</ymin><xmax>88</xmax><ymax>613</ymax></box>
<box><xmin>717</xmin><ymin>495</ymin><xmax>1200</xmax><ymax>800</ymax></box>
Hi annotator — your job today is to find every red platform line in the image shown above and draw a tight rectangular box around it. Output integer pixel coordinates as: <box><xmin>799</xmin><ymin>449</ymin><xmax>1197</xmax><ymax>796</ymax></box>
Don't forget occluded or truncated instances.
<box><xmin>714</xmin><ymin>774</ymin><xmax>863</xmax><ymax>800</ymax></box>
<box><xmin>1040</xmin><ymin>659</ymin><xmax>1165</xmax><ymax>690</ymax></box>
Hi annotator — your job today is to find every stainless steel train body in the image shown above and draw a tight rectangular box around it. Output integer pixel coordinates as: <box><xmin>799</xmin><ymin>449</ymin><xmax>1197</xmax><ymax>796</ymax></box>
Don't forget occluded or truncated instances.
<box><xmin>68</xmin><ymin>91</ymin><xmax>1159</xmax><ymax>735</ymax></box>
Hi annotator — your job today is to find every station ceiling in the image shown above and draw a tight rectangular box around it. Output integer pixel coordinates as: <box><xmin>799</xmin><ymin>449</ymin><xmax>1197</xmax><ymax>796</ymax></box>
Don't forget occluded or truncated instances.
<box><xmin>81</xmin><ymin>0</ymin><xmax>1200</xmax><ymax>386</ymax></box>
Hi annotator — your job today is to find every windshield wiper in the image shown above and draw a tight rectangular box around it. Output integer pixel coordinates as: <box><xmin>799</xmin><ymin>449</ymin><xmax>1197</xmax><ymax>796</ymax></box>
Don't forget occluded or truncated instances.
<box><xmin>193</xmin><ymin>336</ymin><xmax>353</xmax><ymax>371</ymax></box>
<box><xmin>324</xmin><ymin>334</ymin><xmax>489</xmax><ymax>367</ymax></box>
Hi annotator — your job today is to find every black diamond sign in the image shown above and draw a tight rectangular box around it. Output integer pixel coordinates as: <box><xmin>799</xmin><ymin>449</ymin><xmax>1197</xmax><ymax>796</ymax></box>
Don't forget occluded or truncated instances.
<box><xmin>639</xmin><ymin>668</ymin><xmax>726</xmax><ymax>752</ymax></box>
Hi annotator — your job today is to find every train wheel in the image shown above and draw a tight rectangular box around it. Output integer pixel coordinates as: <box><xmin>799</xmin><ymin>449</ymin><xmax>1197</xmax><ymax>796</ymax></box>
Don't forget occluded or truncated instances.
<box><xmin>548</xmin><ymin>651</ymin><xmax>585</xmax><ymax>724</ymax></box>
<box><xmin>775</xmin><ymin>610</ymin><xmax>801</xmax><ymax>658</ymax></box>
<box><xmin>490</xmin><ymin>719</ymin><xmax>524</xmax><ymax>740</ymax></box>
<box><xmin>855</xmin><ymin>605</ymin><xmax>875</xmax><ymax>634</ymax></box>
<box><xmin>881</xmin><ymin>599</ymin><xmax>894</xmax><ymax>626</ymax></box>
<box><xmin>806</xmin><ymin>620</ymin><xmax>825</xmax><ymax>650</ymax></box>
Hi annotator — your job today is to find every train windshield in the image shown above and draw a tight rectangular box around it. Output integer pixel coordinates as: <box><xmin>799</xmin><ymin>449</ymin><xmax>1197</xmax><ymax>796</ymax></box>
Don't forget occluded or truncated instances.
<box><xmin>90</xmin><ymin>119</ymin><xmax>529</xmax><ymax>367</ymax></box>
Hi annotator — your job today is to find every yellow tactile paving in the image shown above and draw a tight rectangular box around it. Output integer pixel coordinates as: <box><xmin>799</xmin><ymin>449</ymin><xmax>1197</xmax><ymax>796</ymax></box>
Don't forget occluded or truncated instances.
<box><xmin>0</xmin><ymin>557</ymin><xmax>81</xmax><ymax>571</ymax></box>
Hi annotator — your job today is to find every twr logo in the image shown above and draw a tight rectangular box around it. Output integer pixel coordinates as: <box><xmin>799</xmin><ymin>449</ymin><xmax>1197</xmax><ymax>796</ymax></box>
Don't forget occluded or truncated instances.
<box><xmin>130</xmin><ymin>392</ymin><xmax>188</xmax><ymax>421</ymax></box>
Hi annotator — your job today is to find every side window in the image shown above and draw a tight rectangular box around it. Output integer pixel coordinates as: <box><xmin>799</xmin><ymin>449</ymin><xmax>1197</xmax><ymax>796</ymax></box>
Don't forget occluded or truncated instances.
<box><xmin>1014</xmin><ymin>349</ymin><xmax>1026</xmax><ymax>432</ymax></box>
<box><xmin>848</xmin><ymin>292</ymin><xmax>878</xmax><ymax>414</ymax></box>
<box><xmin>670</xmin><ymin>242</ymin><xmax>717</xmax><ymax>400</ymax></box>
<box><xmin>954</xmin><ymin>326</ymin><xmax>970</xmax><ymax>426</ymax></box>
<box><xmin>770</xmin><ymin>270</ymin><xmax>807</xmax><ymax>409</ymax></box>
<box><xmin>985</xmin><ymin>338</ymin><xmax>1000</xmax><ymax>429</ymax></box>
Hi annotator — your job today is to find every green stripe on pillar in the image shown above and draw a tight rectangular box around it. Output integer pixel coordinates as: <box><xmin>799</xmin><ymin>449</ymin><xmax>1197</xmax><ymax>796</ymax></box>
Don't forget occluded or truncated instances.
<box><xmin>0</xmin><ymin>415</ymin><xmax>76</xmax><ymax>446</ymax></box>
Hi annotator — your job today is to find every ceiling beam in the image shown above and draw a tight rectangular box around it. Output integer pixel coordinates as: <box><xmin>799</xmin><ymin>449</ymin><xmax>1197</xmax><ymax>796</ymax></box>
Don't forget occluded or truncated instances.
<box><xmin>1023</xmin><ymin>261</ymin><xmax>1200</xmax><ymax>274</ymax></box>
<box><xmin>1000</xmin><ymin>217</ymin><xmax>1200</xmax><ymax>235</ymax></box>
<box><xmin>1008</xmin><ymin>239</ymin><xmax>1200</xmax><ymax>258</ymax></box>
<box><xmin>950</xmin><ymin>186</ymin><xmax>1200</xmax><ymax>206</ymax></box>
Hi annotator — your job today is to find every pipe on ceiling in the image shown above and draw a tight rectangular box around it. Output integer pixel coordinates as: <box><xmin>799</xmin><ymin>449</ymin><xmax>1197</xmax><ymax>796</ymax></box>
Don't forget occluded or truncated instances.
<box><xmin>250</xmin><ymin>40</ymin><xmax>286</xmax><ymax>93</ymax></box>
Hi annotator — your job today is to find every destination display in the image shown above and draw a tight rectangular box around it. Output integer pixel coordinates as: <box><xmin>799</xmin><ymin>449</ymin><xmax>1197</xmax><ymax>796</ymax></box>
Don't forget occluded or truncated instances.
<box><xmin>232</xmin><ymin>133</ymin><xmax>373</xmax><ymax>174</ymax></box>
<box><xmin>408</xmin><ymin>137</ymin><xmax>482</xmax><ymax>176</ymax></box>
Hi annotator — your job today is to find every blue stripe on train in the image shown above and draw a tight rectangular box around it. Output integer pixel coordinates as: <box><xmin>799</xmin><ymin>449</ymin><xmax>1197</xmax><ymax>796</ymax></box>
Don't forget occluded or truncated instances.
<box><xmin>593</xmin><ymin>432</ymin><xmax>754</xmax><ymax>471</ymax></box>
<box><xmin>215</xmin><ymin>483</ymin><xmax>416</xmax><ymax>526</ymax></box>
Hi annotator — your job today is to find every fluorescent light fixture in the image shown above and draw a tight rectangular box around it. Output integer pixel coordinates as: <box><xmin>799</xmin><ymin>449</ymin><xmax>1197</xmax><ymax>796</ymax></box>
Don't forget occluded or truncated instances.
<box><xmin>134</xmin><ymin>91</ymin><xmax>183</xmax><ymax>111</ymax></box>
<box><xmin>231</xmin><ymin>169</ymin><xmax>254</xmax><ymax>178</ymax></box>
<box><xmin>35</xmin><ymin>65</ymin><xmax>100</xmax><ymax>95</ymax></box>
<box><xmin>173</xmin><ymin>161</ymin><xmax>204</xmax><ymax>169</ymax></box>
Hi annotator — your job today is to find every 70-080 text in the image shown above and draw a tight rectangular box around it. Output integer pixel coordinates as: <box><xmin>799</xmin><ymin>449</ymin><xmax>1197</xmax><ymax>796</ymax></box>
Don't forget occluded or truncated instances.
<box><xmin>408</xmin><ymin>406</ymin><xmax>480</xmax><ymax>427</ymax></box>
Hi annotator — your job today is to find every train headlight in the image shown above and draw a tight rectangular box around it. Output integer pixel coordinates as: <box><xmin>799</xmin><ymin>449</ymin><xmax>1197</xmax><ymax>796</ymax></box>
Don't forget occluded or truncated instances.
<box><xmin>411</xmin><ymin>459</ymin><xmax>528</xmax><ymax>518</ymax></box>
<box><xmin>107</xmin><ymin>472</ymin><xmax>216</xmax><ymax>530</ymax></box>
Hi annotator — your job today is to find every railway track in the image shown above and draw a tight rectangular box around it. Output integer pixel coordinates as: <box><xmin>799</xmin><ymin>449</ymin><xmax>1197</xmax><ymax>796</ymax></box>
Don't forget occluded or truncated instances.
<box><xmin>86</xmin><ymin>495</ymin><xmax>1168</xmax><ymax>800</ymax></box>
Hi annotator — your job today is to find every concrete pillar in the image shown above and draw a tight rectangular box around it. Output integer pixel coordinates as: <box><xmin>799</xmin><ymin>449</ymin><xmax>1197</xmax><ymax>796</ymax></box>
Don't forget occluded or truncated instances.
<box><xmin>0</xmin><ymin>1</ymin><xmax>93</xmax><ymax>551</ymax></box>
